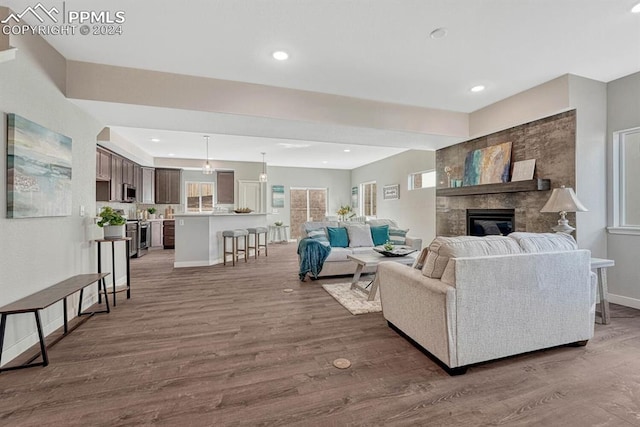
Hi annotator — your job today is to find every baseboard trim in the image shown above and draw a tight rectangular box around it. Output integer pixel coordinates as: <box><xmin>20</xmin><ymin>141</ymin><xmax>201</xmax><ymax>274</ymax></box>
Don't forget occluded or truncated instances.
<box><xmin>608</xmin><ymin>293</ymin><xmax>640</xmax><ymax>310</ymax></box>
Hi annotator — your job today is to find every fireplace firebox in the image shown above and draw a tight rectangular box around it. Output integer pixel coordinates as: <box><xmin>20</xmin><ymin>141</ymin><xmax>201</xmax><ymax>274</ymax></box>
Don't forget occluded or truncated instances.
<box><xmin>467</xmin><ymin>209</ymin><xmax>515</xmax><ymax>236</ymax></box>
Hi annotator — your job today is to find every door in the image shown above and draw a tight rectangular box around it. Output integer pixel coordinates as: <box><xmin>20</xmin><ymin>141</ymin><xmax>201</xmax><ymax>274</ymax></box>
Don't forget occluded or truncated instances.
<box><xmin>290</xmin><ymin>188</ymin><xmax>327</xmax><ymax>240</ymax></box>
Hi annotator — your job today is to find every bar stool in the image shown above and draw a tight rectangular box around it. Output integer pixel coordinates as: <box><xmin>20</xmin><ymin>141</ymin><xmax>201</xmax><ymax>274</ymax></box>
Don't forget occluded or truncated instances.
<box><xmin>222</xmin><ymin>229</ymin><xmax>248</xmax><ymax>266</ymax></box>
<box><xmin>247</xmin><ymin>226</ymin><xmax>268</xmax><ymax>259</ymax></box>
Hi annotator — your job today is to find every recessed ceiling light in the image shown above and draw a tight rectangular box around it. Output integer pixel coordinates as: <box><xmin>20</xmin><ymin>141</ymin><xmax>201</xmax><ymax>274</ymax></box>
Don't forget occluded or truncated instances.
<box><xmin>168</xmin><ymin>153</ymin><xmax>175</xmax><ymax>156</ymax></box>
<box><xmin>470</xmin><ymin>85</ymin><xmax>486</xmax><ymax>93</ymax></box>
<box><xmin>344</xmin><ymin>149</ymin><xmax>351</xmax><ymax>153</ymax></box>
<box><xmin>632</xmin><ymin>2</ymin><xmax>640</xmax><ymax>13</ymax></box>
<box><xmin>429</xmin><ymin>27</ymin><xmax>448</xmax><ymax>39</ymax></box>
<box><xmin>322</xmin><ymin>161</ymin><xmax>328</xmax><ymax>164</ymax></box>
<box><xmin>272</xmin><ymin>51</ymin><xmax>289</xmax><ymax>61</ymax></box>
<box><xmin>277</xmin><ymin>142</ymin><xmax>310</xmax><ymax>148</ymax></box>
<box><xmin>151</xmin><ymin>138</ymin><xmax>160</xmax><ymax>142</ymax></box>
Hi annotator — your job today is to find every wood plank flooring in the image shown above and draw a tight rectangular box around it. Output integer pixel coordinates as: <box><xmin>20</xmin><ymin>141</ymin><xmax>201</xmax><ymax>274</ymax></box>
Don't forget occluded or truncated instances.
<box><xmin>1</xmin><ymin>244</ymin><xmax>640</xmax><ymax>426</ymax></box>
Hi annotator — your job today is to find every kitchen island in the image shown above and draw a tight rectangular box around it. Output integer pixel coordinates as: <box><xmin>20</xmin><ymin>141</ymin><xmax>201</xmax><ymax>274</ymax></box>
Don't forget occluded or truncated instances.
<box><xmin>173</xmin><ymin>212</ymin><xmax>268</xmax><ymax>268</ymax></box>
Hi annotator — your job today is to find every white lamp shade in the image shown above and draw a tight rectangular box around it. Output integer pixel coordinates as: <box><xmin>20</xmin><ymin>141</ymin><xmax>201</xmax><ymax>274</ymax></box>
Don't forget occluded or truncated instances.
<box><xmin>540</xmin><ymin>186</ymin><xmax>588</xmax><ymax>213</ymax></box>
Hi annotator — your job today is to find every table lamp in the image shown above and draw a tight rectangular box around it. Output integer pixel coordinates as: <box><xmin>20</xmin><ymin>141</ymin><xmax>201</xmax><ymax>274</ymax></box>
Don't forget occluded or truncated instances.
<box><xmin>540</xmin><ymin>185</ymin><xmax>588</xmax><ymax>233</ymax></box>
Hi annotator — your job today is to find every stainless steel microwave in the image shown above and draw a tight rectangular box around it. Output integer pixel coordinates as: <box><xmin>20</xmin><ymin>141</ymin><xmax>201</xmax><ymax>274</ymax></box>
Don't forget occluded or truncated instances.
<box><xmin>123</xmin><ymin>184</ymin><xmax>137</xmax><ymax>202</ymax></box>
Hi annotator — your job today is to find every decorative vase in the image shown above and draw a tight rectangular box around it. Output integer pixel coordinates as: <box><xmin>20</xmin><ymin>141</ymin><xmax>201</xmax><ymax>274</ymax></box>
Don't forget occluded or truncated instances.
<box><xmin>149</xmin><ymin>213</ymin><xmax>156</xmax><ymax>220</ymax></box>
<box><xmin>103</xmin><ymin>224</ymin><xmax>125</xmax><ymax>240</ymax></box>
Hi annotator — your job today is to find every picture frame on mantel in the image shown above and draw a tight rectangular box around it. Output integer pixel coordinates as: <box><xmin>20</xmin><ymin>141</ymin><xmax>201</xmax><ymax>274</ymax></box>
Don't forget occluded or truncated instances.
<box><xmin>511</xmin><ymin>159</ymin><xmax>536</xmax><ymax>182</ymax></box>
<box><xmin>383</xmin><ymin>184</ymin><xmax>400</xmax><ymax>200</ymax></box>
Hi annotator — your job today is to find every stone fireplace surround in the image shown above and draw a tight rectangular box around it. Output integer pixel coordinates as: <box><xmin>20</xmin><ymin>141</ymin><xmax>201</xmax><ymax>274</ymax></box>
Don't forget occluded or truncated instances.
<box><xmin>436</xmin><ymin>110</ymin><xmax>576</xmax><ymax>237</ymax></box>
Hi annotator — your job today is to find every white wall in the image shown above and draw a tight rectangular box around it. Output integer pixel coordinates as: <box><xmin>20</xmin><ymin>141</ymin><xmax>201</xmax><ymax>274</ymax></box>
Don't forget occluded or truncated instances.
<box><xmin>568</xmin><ymin>75</ymin><xmax>608</xmax><ymax>257</ymax></box>
<box><xmin>351</xmin><ymin>150</ymin><xmax>436</xmax><ymax>245</ymax></box>
<box><xmin>0</xmin><ymin>33</ymin><xmax>103</xmax><ymax>365</ymax></box>
<box><xmin>265</xmin><ymin>166</ymin><xmax>351</xmax><ymax>231</ymax></box>
<box><xmin>606</xmin><ymin>71</ymin><xmax>640</xmax><ymax>308</ymax></box>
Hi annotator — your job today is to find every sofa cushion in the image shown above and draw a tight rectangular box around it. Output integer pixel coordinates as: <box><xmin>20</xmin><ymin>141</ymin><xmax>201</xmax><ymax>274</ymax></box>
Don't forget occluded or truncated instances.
<box><xmin>325</xmin><ymin>247</ymin><xmax>353</xmax><ymax>262</ymax></box>
<box><xmin>351</xmin><ymin>247</ymin><xmax>374</xmax><ymax>255</ymax></box>
<box><xmin>370</xmin><ymin>225</ymin><xmax>390</xmax><ymax>246</ymax></box>
<box><xmin>509</xmin><ymin>232</ymin><xmax>578</xmax><ymax>253</ymax></box>
<box><xmin>347</xmin><ymin>224</ymin><xmax>374</xmax><ymax>247</ymax></box>
<box><xmin>327</xmin><ymin>227</ymin><xmax>349</xmax><ymax>248</ymax></box>
<box><xmin>302</xmin><ymin>221</ymin><xmax>339</xmax><ymax>237</ymax></box>
<box><xmin>422</xmin><ymin>235</ymin><xmax>523</xmax><ymax>279</ymax></box>
<box><xmin>307</xmin><ymin>228</ymin><xmax>330</xmax><ymax>247</ymax></box>
<box><xmin>389</xmin><ymin>228</ymin><xmax>409</xmax><ymax>245</ymax></box>
<box><xmin>367</xmin><ymin>218</ymin><xmax>399</xmax><ymax>228</ymax></box>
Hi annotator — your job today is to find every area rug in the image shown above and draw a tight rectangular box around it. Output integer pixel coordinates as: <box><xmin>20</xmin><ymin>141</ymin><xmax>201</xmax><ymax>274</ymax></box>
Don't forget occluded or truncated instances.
<box><xmin>321</xmin><ymin>282</ymin><xmax>381</xmax><ymax>315</ymax></box>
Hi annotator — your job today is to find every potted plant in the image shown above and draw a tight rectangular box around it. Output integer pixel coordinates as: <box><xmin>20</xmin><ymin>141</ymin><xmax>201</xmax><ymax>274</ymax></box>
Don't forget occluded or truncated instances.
<box><xmin>97</xmin><ymin>206</ymin><xmax>126</xmax><ymax>239</ymax></box>
<box><xmin>147</xmin><ymin>207</ymin><xmax>157</xmax><ymax>219</ymax></box>
<box><xmin>337</xmin><ymin>205</ymin><xmax>352</xmax><ymax>221</ymax></box>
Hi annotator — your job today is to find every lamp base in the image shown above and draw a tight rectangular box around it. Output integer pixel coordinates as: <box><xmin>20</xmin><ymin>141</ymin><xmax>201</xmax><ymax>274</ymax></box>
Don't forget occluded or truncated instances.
<box><xmin>552</xmin><ymin>218</ymin><xmax>575</xmax><ymax>234</ymax></box>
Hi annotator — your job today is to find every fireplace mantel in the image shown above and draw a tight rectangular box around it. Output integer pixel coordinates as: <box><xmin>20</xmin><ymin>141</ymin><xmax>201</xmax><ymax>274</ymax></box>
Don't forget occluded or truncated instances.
<box><xmin>436</xmin><ymin>179</ymin><xmax>550</xmax><ymax>197</ymax></box>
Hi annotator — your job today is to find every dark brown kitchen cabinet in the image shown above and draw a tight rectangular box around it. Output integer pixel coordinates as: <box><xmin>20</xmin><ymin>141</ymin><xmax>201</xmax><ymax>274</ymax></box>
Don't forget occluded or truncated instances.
<box><xmin>133</xmin><ymin>164</ymin><xmax>141</xmax><ymax>201</ymax></box>
<box><xmin>217</xmin><ymin>170</ymin><xmax>235</xmax><ymax>204</ymax></box>
<box><xmin>163</xmin><ymin>220</ymin><xmax>175</xmax><ymax>249</ymax></box>
<box><xmin>141</xmin><ymin>167</ymin><xmax>155</xmax><ymax>204</ymax></box>
<box><xmin>96</xmin><ymin>147</ymin><xmax>111</xmax><ymax>181</ymax></box>
<box><xmin>155</xmin><ymin>168</ymin><xmax>181</xmax><ymax>204</ymax></box>
<box><xmin>122</xmin><ymin>159</ymin><xmax>135</xmax><ymax>185</ymax></box>
<box><xmin>110</xmin><ymin>155</ymin><xmax>123</xmax><ymax>201</ymax></box>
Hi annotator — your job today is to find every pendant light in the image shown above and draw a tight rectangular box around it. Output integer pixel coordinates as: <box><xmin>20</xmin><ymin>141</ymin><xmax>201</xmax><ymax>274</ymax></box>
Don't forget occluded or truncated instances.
<box><xmin>259</xmin><ymin>152</ymin><xmax>268</xmax><ymax>182</ymax></box>
<box><xmin>202</xmin><ymin>135</ymin><xmax>213</xmax><ymax>175</ymax></box>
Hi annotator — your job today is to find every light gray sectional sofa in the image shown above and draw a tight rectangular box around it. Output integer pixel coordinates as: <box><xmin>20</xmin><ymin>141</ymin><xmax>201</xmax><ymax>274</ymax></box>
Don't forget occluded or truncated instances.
<box><xmin>300</xmin><ymin>219</ymin><xmax>422</xmax><ymax>277</ymax></box>
<box><xmin>377</xmin><ymin>232</ymin><xmax>596</xmax><ymax>375</ymax></box>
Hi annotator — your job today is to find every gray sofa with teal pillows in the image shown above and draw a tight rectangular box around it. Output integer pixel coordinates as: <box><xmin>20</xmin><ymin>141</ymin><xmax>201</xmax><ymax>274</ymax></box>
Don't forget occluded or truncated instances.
<box><xmin>299</xmin><ymin>219</ymin><xmax>422</xmax><ymax>277</ymax></box>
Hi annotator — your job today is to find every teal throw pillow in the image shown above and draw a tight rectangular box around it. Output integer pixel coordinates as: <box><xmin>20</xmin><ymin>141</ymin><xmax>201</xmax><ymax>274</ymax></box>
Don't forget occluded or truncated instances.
<box><xmin>327</xmin><ymin>227</ymin><xmax>349</xmax><ymax>248</ymax></box>
<box><xmin>370</xmin><ymin>225</ymin><xmax>390</xmax><ymax>246</ymax></box>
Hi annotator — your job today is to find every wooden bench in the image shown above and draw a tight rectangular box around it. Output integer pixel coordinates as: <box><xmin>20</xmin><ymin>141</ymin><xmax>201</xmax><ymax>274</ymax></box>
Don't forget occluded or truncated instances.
<box><xmin>0</xmin><ymin>273</ymin><xmax>110</xmax><ymax>372</ymax></box>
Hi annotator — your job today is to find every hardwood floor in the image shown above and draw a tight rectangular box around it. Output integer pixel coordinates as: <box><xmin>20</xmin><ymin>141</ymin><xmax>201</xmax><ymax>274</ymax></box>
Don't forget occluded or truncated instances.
<box><xmin>1</xmin><ymin>244</ymin><xmax>640</xmax><ymax>426</ymax></box>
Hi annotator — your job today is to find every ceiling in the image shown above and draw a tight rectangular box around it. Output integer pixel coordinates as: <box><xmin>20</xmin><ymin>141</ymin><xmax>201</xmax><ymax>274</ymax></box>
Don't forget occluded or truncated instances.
<box><xmin>5</xmin><ymin>0</ymin><xmax>640</xmax><ymax>168</ymax></box>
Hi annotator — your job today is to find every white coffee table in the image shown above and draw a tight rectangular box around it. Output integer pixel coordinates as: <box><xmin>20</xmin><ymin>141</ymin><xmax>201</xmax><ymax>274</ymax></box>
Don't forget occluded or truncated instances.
<box><xmin>347</xmin><ymin>252</ymin><xmax>417</xmax><ymax>301</ymax></box>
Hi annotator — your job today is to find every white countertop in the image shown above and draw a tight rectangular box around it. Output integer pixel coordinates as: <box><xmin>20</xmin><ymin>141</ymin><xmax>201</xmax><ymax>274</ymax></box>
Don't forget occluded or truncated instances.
<box><xmin>173</xmin><ymin>212</ymin><xmax>268</xmax><ymax>217</ymax></box>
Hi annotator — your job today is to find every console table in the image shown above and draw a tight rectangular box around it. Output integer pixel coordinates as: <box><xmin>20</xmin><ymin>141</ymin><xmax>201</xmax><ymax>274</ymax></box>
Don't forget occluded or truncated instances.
<box><xmin>591</xmin><ymin>257</ymin><xmax>614</xmax><ymax>325</ymax></box>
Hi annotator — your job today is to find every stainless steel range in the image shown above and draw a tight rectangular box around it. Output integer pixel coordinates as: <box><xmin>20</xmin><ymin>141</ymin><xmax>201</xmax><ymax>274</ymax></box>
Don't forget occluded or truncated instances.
<box><xmin>138</xmin><ymin>220</ymin><xmax>150</xmax><ymax>257</ymax></box>
<box><xmin>125</xmin><ymin>219</ymin><xmax>150</xmax><ymax>258</ymax></box>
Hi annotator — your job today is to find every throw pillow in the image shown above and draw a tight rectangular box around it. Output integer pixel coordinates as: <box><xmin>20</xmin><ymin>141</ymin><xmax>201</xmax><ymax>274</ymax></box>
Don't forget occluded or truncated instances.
<box><xmin>307</xmin><ymin>228</ymin><xmax>330</xmax><ymax>247</ymax></box>
<box><xmin>508</xmin><ymin>232</ymin><xmax>578</xmax><ymax>253</ymax></box>
<box><xmin>370</xmin><ymin>225</ymin><xmax>390</xmax><ymax>246</ymax></box>
<box><xmin>327</xmin><ymin>227</ymin><xmax>349</xmax><ymax>248</ymax></box>
<box><xmin>346</xmin><ymin>223</ymin><xmax>374</xmax><ymax>247</ymax></box>
<box><xmin>422</xmin><ymin>235</ymin><xmax>522</xmax><ymax>279</ymax></box>
<box><xmin>388</xmin><ymin>227</ymin><xmax>409</xmax><ymax>245</ymax></box>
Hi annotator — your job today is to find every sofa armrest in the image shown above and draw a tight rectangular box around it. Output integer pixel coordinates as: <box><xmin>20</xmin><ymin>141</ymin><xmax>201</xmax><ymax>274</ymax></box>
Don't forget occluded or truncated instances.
<box><xmin>405</xmin><ymin>236</ymin><xmax>422</xmax><ymax>251</ymax></box>
<box><xmin>377</xmin><ymin>262</ymin><xmax>456</xmax><ymax>366</ymax></box>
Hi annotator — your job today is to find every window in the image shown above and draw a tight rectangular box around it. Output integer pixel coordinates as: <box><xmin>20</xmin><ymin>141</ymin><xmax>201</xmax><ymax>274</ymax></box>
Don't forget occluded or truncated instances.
<box><xmin>408</xmin><ymin>169</ymin><xmax>436</xmax><ymax>190</ymax></box>
<box><xmin>361</xmin><ymin>182</ymin><xmax>377</xmax><ymax>217</ymax></box>
<box><xmin>185</xmin><ymin>182</ymin><xmax>215</xmax><ymax>213</ymax></box>
<box><xmin>614</xmin><ymin>127</ymin><xmax>640</xmax><ymax>228</ymax></box>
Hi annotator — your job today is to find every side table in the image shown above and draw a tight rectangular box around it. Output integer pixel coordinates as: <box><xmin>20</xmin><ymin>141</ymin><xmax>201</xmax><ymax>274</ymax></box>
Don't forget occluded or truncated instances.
<box><xmin>95</xmin><ymin>237</ymin><xmax>131</xmax><ymax>307</ymax></box>
<box><xmin>590</xmin><ymin>257</ymin><xmax>614</xmax><ymax>325</ymax></box>
<box><xmin>269</xmin><ymin>225</ymin><xmax>289</xmax><ymax>243</ymax></box>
